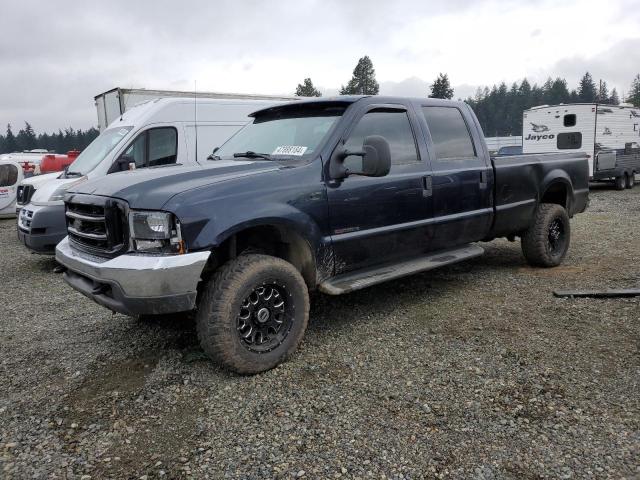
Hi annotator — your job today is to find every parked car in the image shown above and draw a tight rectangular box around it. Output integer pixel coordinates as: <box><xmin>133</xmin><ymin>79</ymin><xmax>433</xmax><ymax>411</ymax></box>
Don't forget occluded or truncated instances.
<box><xmin>523</xmin><ymin>103</ymin><xmax>640</xmax><ymax>189</ymax></box>
<box><xmin>56</xmin><ymin>96</ymin><xmax>590</xmax><ymax>374</ymax></box>
<box><xmin>0</xmin><ymin>160</ymin><xmax>24</xmax><ymax>218</ymax></box>
<box><xmin>16</xmin><ymin>97</ymin><xmax>285</xmax><ymax>254</ymax></box>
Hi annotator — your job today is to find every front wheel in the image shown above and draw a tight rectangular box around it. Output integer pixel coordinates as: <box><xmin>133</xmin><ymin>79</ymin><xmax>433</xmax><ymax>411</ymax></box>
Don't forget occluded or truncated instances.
<box><xmin>521</xmin><ymin>203</ymin><xmax>571</xmax><ymax>268</ymax></box>
<box><xmin>196</xmin><ymin>254</ymin><xmax>309</xmax><ymax>374</ymax></box>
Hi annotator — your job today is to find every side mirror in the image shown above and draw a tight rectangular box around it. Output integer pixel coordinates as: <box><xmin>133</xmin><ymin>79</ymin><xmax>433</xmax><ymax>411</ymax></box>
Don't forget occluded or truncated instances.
<box><xmin>330</xmin><ymin>135</ymin><xmax>391</xmax><ymax>180</ymax></box>
<box><xmin>110</xmin><ymin>155</ymin><xmax>136</xmax><ymax>173</ymax></box>
<box><xmin>207</xmin><ymin>147</ymin><xmax>220</xmax><ymax>161</ymax></box>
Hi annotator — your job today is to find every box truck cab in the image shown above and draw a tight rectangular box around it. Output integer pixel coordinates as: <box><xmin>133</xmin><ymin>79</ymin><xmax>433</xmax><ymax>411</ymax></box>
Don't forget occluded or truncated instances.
<box><xmin>522</xmin><ymin>103</ymin><xmax>640</xmax><ymax>190</ymax></box>
<box><xmin>16</xmin><ymin>97</ymin><xmax>285</xmax><ymax>253</ymax></box>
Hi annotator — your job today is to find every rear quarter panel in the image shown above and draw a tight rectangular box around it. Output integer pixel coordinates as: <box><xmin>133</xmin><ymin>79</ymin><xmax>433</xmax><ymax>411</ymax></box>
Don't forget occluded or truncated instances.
<box><xmin>491</xmin><ymin>153</ymin><xmax>589</xmax><ymax>237</ymax></box>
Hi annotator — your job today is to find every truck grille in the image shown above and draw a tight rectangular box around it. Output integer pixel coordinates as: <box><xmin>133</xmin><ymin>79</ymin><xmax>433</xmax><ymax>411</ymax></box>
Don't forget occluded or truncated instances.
<box><xmin>16</xmin><ymin>185</ymin><xmax>35</xmax><ymax>206</ymax></box>
<box><xmin>65</xmin><ymin>195</ymin><xmax>129</xmax><ymax>257</ymax></box>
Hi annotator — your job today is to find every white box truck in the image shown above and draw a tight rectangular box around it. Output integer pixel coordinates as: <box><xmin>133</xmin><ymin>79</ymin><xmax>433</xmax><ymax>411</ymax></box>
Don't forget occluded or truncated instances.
<box><xmin>522</xmin><ymin>103</ymin><xmax>640</xmax><ymax>189</ymax></box>
<box><xmin>95</xmin><ymin>87</ymin><xmax>297</xmax><ymax>131</ymax></box>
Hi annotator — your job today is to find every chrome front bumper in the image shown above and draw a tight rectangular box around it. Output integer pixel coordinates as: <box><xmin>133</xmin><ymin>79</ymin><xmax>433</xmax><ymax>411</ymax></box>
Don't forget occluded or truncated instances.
<box><xmin>55</xmin><ymin>237</ymin><xmax>211</xmax><ymax>316</ymax></box>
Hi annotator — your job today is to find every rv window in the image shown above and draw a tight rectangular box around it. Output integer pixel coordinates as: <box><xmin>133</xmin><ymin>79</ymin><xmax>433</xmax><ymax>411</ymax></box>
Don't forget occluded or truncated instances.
<box><xmin>421</xmin><ymin>106</ymin><xmax>476</xmax><ymax>160</ymax></box>
<box><xmin>557</xmin><ymin>132</ymin><xmax>582</xmax><ymax>149</ymax></box>
<box><xmin>563</xmin><ymin>114</ymin><xmax>576</xmax><ymax>127</ymax></box>
<box><xmin>0</xmin><ymin>164</ymin><xmax>19</xmax><ymax>187</ymax></box>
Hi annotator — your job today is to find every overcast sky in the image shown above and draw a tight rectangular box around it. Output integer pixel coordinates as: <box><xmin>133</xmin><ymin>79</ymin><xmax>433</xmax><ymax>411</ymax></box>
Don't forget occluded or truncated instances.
<box><xmin>2</xmin><ymin>0</ymin><xmax>639</xmax><ymax>132</ymax></box>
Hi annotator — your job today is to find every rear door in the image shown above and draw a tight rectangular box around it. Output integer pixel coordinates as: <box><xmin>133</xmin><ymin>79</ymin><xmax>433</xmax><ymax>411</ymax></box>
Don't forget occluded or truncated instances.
<box><xmin>326</xmin><ymin>102</ymin><xmax>434</xmax><ymax>273</ymax></box>
<box><xmin>419</xmin><ymin>105</ymin><xmax>493</xmax><ymax>250</ymax></box>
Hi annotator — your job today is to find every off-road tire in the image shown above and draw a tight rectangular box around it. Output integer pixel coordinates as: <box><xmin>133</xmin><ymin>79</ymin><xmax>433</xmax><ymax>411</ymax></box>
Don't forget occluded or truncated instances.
<box><xmin>615</xmin><ymin>175</ymin><xmax>626</xmax><ymax>190</ymax></box>
<box><xmin>521</xmin><ymin>203</ymin><xmax>570</xmax><ymax>268</ymax></box>
<box><xmin>195</xmin><ymin>254</ymin><xmax>309</xmax><ymax>374</ymax></box>
<box><xmin>626</xmin><ymin>173</ymin><xmax>635</xmax><ymax>189</ymax></box>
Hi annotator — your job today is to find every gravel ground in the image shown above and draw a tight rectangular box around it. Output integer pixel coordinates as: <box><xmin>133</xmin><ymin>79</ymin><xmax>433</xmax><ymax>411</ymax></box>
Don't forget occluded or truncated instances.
<box><xmin>0</xmin><ymin>185</ymin><xmax>638</xmax><ymax>479</ymax></box>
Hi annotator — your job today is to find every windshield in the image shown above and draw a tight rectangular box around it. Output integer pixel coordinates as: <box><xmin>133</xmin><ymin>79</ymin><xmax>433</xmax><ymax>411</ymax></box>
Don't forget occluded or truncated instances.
<box><xmin>67</xmin><ymin>126</ymin><xmax>133</xmax><ymax>174</ymax></box>
<box><xmin>215</xmin><ymin>104</ymin><xmax>346</xmax><ymax>159</ymax></box>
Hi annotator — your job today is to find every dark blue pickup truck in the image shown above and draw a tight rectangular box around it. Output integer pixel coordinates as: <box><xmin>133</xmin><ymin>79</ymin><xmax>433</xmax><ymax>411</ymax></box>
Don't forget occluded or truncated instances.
<box><xmin>56</xmin><ymin>96</ymin><xmax>589</xmax><ymax>373</ymax></box>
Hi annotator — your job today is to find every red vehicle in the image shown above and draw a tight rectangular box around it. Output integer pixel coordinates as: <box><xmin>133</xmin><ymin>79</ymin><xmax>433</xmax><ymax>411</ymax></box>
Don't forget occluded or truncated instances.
<box><xmin>40</xmin><ymin>151</ymin><xmax>80</xmax><ymax>174</ymax></box>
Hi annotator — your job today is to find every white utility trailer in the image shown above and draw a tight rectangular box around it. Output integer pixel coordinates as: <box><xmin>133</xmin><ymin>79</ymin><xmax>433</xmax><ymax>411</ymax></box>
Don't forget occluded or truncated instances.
<box><xmin>522</xmin><ymin>103</ymin><xmax>640</xmax><ymax>189</ymax></box>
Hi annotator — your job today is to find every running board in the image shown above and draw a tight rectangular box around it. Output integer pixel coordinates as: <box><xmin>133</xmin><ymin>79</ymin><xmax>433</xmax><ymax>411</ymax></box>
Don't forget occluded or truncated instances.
<box><xmin>319</xmin><ymin>244</ymin><xmax>484</xmax><ymax>295</ymax></box>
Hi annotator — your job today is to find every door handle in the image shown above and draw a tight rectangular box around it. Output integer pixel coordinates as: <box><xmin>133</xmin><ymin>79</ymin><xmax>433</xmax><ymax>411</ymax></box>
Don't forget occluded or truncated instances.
<box><xmin>479</xmin><ymin>170</ymin><xmax>488</xmax><ymax>188</ymax></box>
<box><xmin>422</xmin><ymin>175</ymin><xmax>433</xmax><ymax>198</ymax></box>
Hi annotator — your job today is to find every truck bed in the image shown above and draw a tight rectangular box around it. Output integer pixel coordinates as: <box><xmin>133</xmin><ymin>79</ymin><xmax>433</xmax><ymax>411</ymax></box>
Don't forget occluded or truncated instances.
<box><xmin>490</xmin><ymin>152</ymin><xmax>590</xmax><ymax>238</ymax></box>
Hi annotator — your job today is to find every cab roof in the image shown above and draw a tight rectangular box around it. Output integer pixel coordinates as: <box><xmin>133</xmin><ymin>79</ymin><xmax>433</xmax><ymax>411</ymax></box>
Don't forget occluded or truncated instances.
<box><xmin>250</xmin><ymin>95</ymin><xmax>468</xmax><ymax>117</ymax></box>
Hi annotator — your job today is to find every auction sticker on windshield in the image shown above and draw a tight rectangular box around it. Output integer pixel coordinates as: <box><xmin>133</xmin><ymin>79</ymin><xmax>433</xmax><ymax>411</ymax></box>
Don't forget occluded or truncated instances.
<box><xmin>272</xmin><ymin>146</ymin><xmax>308</xmax><ymax>156</ymax></box>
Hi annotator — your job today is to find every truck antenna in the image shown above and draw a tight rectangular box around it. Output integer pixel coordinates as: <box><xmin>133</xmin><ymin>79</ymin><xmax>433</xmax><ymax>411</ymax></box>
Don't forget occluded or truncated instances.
<box><xmin>194</xmin><ymin>80</ymin><xmax>198</xmax><ymax>162</ymax></box>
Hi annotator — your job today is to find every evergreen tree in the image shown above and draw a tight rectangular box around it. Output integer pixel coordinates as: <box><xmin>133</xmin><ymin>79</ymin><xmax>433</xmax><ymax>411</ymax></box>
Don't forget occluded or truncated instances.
<box><xmin>17</xmin><ymin>121</ymin><xmax>37</xmax><ymax>150</ymax></box>
<box><xmin>295</xmin><ymin>78</ymin><xmax>322</xmax><ymax>97</ymax></box>
<box><xmin>4</xmin><ymin>124</ymin><xmax>17</xmax><ymax>152</ymax></box>
<box><xmin>609</xmin><ymin>88</ymin><xmax>620</xmax><ymax>105</ymax></box>
<box><xmin>627</xmin><ymin>74</ymin><xmax>640</xmax><ymax>107</ymax></box>
<box><xmin>429</xmin><ymin>73</ymin><xmax>454</xmax><ymax>99</ymax></box>
<box><xmin>578</xmin><ymin>72</ymin><xmax>597</xmax><ymax>102</ymax></box>
<box><xmin>340</xmin><ymin>56</ymin><xmax>379</xmax><ymax>95</ymax></box>
<box><xmin>596</xmin><ymin>80</ymin><xmax>609</xmax><ymax>103</ymax></box>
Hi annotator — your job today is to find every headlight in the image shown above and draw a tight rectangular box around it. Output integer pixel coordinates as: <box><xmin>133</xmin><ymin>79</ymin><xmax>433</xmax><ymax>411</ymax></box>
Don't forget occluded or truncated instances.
<box><xmin>128</xmin><ymin>210</ymin><xmax>185</xmax><ymax>254</ymax></box>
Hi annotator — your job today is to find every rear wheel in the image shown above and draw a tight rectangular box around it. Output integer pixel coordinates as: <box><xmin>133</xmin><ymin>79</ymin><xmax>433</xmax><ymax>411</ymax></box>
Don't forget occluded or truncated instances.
<box><xmin>614</xmin><ymin>175</ymin><xmax>626</xmax><ymax>190</ymax></box>
<box><xmin>626</xmin><ymin>172</ymin><xmax>635</xmax><ymax>189</ymax></box>
<box><xmin>521</xmin><ymin>203</ymin><xmax>570</xmax><ymax>268</ymax></box>
<box><xmin>196</xmin><ymin>254</ymin><xmax>309</xmax><ymax>374</ymax></box>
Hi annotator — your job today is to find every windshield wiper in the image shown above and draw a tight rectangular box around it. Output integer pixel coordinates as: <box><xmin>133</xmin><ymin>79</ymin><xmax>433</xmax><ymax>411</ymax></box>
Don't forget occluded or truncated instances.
<box><xmin>65</xmin><ymin>170</ymin><xmax>83</xmax><ymax>178</ymax></box>
<box><xmin>232</xmin><ymin>151</ymin><xmax>272</xmax><ymax>160</ymax></box>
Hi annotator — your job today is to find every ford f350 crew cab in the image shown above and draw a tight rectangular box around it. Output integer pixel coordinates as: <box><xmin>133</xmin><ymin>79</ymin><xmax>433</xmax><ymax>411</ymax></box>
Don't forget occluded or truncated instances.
<box><xmin>56</xmin><ymin>96</ymin><xmax>589</xmax><ymax>374</ymax></box>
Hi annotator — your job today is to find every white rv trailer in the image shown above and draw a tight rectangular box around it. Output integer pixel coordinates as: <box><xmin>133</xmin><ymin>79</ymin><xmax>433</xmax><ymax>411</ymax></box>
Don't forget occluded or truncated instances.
<box><xmin>95</xmin><ymin>87</ymin><xmax>297</xmax><ymax>131</ymax></box>
<box><xmin>522</xmin><ymin>103</ymin><xmax>640</xmax><ymax>189</ymax></box>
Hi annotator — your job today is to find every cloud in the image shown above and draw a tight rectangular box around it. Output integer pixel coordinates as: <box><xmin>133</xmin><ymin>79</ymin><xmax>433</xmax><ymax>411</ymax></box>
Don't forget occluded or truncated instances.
<box><xmin>0</xmin><ymin>0</ymin><xmax>638</xmax><ymax>133</ymax></box>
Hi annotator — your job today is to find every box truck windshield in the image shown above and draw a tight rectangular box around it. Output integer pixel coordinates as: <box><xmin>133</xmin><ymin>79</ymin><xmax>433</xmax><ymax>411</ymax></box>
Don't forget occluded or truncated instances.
<box><xmin>67</xmin><ymin>127</ymin><xmax>133</xmax><ymax>176</ymax></box>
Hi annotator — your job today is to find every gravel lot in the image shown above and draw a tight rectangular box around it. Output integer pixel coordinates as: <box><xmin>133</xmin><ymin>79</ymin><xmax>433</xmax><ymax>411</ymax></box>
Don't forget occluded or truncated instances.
<box><xmin>1</xmin><ymin>185</ymin><xmax>638</xmax><ymax>479</ymax></box>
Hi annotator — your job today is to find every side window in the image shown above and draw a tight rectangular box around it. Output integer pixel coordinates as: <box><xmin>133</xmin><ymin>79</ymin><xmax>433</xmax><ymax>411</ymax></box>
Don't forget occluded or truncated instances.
<box><xmin>563</xmin><ymin>114</ymin><xmax>576</xmax><ymax>127</ymax></box>
<box><xmin>122</xmin><ymin>134</ymin><xmax>147</xmax><ymax>168</ymax></box>
<box><xmin>148</xmin><ymin>128</ymin><xmax>177</xmax><ymax>167</ymax></box>
<box><xmin>557</xmin><ymin>132</ymin><xmax>582</xmax><ymax>149</ymax></box>
<box><xmin>0</xmin><ymin>164</ymin><xmax>19</xmax><ymax>187</ymax></box>
<box><xmin>343</xmin><ymin>109</ymin><xmax>419</xmax><ymax>171</ymax></box>
<box><xmin>421</xmin><ymin>106</ymin><xmax>476</xmax><ymax>160</ymax></box>
<box><xmin>118</xmin><ymin>127</ymin><xmax>177</xmax><ymax>169</ymax></box>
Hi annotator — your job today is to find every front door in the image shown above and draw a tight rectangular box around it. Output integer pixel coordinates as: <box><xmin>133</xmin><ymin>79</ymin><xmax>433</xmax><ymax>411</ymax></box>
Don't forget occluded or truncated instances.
<box><xmin>326</xmin><ymin>104</ymin><xmax>433</xmax><ymax>274</ymax></box>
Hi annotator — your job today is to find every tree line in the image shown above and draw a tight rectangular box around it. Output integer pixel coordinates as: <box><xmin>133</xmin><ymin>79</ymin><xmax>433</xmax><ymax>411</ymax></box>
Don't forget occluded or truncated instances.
<box><xmin>4</xmin><ymin>57</ymin><xmax>640</xmax><ymax>153</ymax></box>
<box><xmin>295</xmin><ymin>56</ymin><xmax>640</xmax><ymax>137</ymax></box>
<box><xmin>0</xmin><ymin>122</ymin><xmax>99</xmax><ymax>155</ymax></box>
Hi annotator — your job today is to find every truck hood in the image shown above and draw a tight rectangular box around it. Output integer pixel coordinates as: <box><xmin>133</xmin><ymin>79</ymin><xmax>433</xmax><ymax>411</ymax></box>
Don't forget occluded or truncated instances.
<box><xmin>68</xmin><ymin>160</ymin><xmax>280</xmax><ymax>209</ymax></box>
<box><xmin>21</xmin><ymin>172</ymin><xmax>61</xmax><ymax>189</ymax></box>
